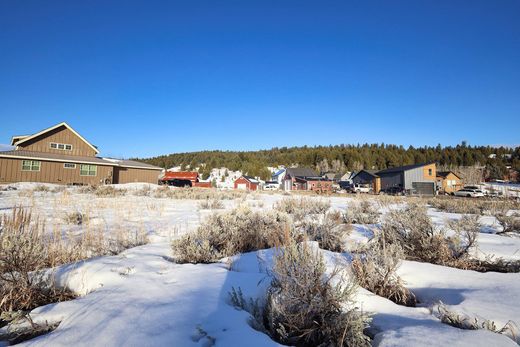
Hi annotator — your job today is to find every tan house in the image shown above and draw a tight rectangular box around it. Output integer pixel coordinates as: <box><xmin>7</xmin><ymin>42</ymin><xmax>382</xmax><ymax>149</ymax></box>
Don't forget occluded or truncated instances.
<box><xmin>0</xmin><ymin>122</ymin><xmax>163</xmax><ymax>185</ymax></box>
<box><xmin>436</xmin><ymin>171</ymin><xmax>463</xmax><ymax>194</ymax></box>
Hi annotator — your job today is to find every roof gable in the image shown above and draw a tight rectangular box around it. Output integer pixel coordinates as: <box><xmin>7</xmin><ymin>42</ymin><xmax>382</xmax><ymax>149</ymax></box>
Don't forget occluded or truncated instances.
<box><xmin>13</xmin><ymin>122</ymin><xmax>99</xmax><ymax>154</ymax></box>
<box><xmin>285</xmin><ymin>167</ymin><xmax>318</xmax><ymax>178</ymax></box>
<box><xmin>376</xmin><ymin>162</ymin><xmax>435</xmax><ymax>175</ymax></box>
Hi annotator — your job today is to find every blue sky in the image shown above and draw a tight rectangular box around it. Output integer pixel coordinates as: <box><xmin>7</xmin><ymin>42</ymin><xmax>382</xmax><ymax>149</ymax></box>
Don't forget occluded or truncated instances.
<box><xmin>0</xmin><ymin>1</ymin><xmax>519</xmax><ymax>158</ymax></box>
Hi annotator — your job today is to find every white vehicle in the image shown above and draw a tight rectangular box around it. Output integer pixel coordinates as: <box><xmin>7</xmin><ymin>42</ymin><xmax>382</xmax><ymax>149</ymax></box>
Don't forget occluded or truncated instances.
<box><xmin>453</xmin><ymin>188</ymin><xmax>485</xmax><ymax>198</ymax></box>
<box><xmin>263</xmin><ymin>183</ymin><xmax>279</xmax><ymax>191</ymax></box>
<box><xmin>350</xmin><ymin>183</ymin><xmax>372</xmax><ymax>193</ymax></box>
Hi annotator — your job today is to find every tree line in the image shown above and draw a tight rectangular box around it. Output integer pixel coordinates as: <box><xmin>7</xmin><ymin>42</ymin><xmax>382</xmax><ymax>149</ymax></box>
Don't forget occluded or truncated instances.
<box><xmin>137</xmin><ymin>143</ymin><xmax>520</xmax><ymax>181</ymax></box>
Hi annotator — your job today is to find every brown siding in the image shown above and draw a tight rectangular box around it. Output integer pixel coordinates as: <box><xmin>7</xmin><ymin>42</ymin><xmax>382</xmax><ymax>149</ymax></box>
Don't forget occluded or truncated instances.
<box><xmin>422</xmin><ymin>163</ymin><xmax>437</xmax><ymax>181</ymax></box>
<box><xmin>114</xmin><ymin>167</ymin><xmax>160</xmax><ymax>184</ymax></box>
<box><xmin>438</xmin><ymin>173</ymin><xmax>463</xmax><ymax>193</ymax></box>
<box><xmin>0</xmin><ymin>157</ymin><xmax>113</xmax><ymax>185</ymax></box>
<box><xmin>16</xmin><ymin>125</ymin><xmax>97</xmax><ymax>157</ymax></box>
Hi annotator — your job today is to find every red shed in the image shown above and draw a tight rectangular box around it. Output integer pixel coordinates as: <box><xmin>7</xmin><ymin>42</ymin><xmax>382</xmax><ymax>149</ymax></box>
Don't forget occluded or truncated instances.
<box><xmin>234</xmin><ymin>176</ymin><xmax>259</xmax><ymax>191</ymax></box>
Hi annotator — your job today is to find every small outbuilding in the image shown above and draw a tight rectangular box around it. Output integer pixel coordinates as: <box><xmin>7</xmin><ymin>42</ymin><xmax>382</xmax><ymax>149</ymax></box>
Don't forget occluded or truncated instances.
<box><xmin>234</xmin><ymin>176</ymin><xmax>259</xmax><ymax>191</ymax></box>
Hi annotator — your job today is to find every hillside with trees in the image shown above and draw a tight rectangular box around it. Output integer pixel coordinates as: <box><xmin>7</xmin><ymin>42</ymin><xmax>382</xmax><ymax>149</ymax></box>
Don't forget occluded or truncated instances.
<box><xmin>138</xmin><ymin>143</ymin><xmax>520</xmax><ymax>181</ymax></box>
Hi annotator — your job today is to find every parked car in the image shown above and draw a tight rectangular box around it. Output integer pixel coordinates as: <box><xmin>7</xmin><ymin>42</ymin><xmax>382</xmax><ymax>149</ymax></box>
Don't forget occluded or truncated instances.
<box><xmin>263</xmin><ymin>184</ymin><xmax>278</xmax><ymax>191</ymax></box>
<box><xmin>453</xmin><ymin>188</ymin><xmax>485</xmax><ymax>198</ymax></box>
<box><xmin>349</xmin><ymin>183</ymin><xmax>372</xmax><ymax>193</ymax></box>
<box><xmin>380</xmin><ymin>186</ymin><xmax>405</xmax><ymax>195</ymax></box>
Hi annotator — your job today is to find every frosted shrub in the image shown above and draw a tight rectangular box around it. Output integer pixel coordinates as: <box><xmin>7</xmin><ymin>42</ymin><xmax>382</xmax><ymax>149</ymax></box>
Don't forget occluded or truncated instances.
<box><xmin>343</xmin><ymin>200</ymin><xmax>380</xmax><ymax>224</ymax></box>
<box><xmin>381</xmin><ymin>204</ymin><xmax>477</xmax><ymax>267</ymax></box>
<box><xmin>297</xmin><ymin>212</ymin><xmax>351</xmax><ymax>252</ymax></box>
<box><xmin>198</xmin><ymin>198</ymin><xmax>225</xmax><ymax>210</ymax></box>
<box><xmin>172</xmin><ymin>207</ymin><xmax>292</xmax><ymax>263</ymax></box>
<box><xmin>274</xmin><ymin>197</ymin><xmax>330</xmax><ymax>220</ymax></box>
<box><xmin>352</xmin><ymin>237</ymin><xmax>416</xmax><ymax>307</ymax></box>
<box><xmin>232</xmin><ymin>242</ymin><xmax>371</xmax><ymax>347</ymax></box>
<box><xmin>494</xmin><ymin>211</ymin><xmax>520</xmax><ymax>236</ymax></box>
<box><xmin>446</xmin><ymin>215</ymin><xmax>480</xmax><ymax>259</ymax></box>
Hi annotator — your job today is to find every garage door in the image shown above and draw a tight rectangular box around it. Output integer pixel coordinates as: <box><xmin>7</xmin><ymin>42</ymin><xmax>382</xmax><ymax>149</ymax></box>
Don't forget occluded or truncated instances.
<box><xmin>412</xmin><ymin>182</ymin><xmax>435</xmax><ymax>196</ymax></box>
<box><xmin>237</xmin><ymin>183</ymin><xmax>247</xmax><ymax>190</ymax></box>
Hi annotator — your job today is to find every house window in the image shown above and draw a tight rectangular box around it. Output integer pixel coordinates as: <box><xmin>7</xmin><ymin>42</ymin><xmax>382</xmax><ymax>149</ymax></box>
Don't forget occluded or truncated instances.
<box><xmin>22</xmin><ymin>160</ymin><xmax>40</xmax><ymax>171</ymax></box>
<box><xmin>64</xmin><ymin>163</ymin><xmax>76</xmax><ymax>169</ymax></box>
<box><xmin>80</xmin><ymin>164</ymin><xmax>97</xmax><ymax>176</ymax></box>
<box><xmin>428</xmin><ymin>168</ymin><xmax>432</xmax><ymax>176</ymax></box>
<box><xmin>50</xmin><ymin>142</ymin><xmax>73</xmax><ymax>151</ymax></box>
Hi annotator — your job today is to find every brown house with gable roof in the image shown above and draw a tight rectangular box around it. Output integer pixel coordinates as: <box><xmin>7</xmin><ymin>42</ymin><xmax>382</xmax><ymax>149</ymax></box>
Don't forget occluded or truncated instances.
<box><xmin>0</xmin><ymin>122</ymin><xmax>163</xmax><ymax>185</ymax></box>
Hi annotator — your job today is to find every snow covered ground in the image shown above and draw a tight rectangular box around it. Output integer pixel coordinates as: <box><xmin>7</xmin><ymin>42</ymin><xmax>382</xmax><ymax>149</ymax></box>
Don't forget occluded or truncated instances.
<box><xmin>0</xmin><ymin>183</ymin><xmax>519</xmax><ymax>346</ymax></box>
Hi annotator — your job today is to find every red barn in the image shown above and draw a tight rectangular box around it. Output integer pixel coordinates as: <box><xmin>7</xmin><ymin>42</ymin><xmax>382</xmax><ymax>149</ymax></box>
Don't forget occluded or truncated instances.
<box><xmin>234</xmin><ymin>176</ymin><xmax>259</xmax><ymax>191</ymax></box>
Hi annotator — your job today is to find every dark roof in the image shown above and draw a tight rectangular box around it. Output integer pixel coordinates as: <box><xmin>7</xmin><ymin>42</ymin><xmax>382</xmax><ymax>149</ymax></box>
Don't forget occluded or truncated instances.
<box><xmin>353</xmin><ymin>169</ymin><xmax>379</xmax><ymax>178</ymax></box>
<box><xmin>437</xmin><ymin>171</ymin><xmax>461</xmax><ymax>179</ymax></box>
<box><xmin>286</xmin><ymin>167</ymin><xmax>318</xmax><ymax>178</ymax></box>
<box><xmin>376</xmin><ymin>162</ymin><xmax>434</xmax><ymax>175</ymax></box>
<box><xmin>0</xmin><ymin>150</ymin><xmax>163</xmax><ymax>170</ymax></box>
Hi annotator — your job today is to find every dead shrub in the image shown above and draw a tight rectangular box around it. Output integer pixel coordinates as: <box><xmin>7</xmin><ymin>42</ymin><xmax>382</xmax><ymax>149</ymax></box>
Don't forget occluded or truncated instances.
<box><xmin>381</xmin><ymin>204</ymin><xmax>478</xmax><ymax>268</ymax></box>
<box><xmin>274</xmin><ymin>197</ymin><xmax>330</xmax><ymax>220</ymax></box>
<box><xmin>63</xmin><ymin>211</ymin><xmax>88</xmax><ymax>225</ymax></box>
<box><xmin>171</xmin><ymin>207</ymin><xmax>292</xmax><ymax>263</ymax></box>
<box><xmin>0</xmin><ymin>312</ymin><xmax>60</xmax><ymax>345</ymax></box>
<box><xmin>231</xmin><ymin>242</ymin><xmax>371</xmax><ymax>347</ymax></box>
<box><xmin>198</xmin><ymin>199</ymin><xmax>225</xmax><ymax>210</ymax></box>
<box><xmin>352</xmin><ymin>236</ymin><xmax>416</xmax><ymax>307</ymax></box>
<box><xmin>343</xmin><ymin>200</ymin><xmax>380</xmax><ymax>224</ymax></box>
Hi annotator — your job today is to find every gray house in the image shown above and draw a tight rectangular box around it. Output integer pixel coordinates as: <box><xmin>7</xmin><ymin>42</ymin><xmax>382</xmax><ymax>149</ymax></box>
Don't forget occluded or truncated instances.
<box><xmin>350</xmin><ymin>163</ymin><xmax>437</xmax><ymax>195</ymax></box>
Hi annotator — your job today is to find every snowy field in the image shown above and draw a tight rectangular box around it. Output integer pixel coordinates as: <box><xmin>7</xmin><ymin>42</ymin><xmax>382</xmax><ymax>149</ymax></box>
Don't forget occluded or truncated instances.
<box><xmin>0</xmin><ymin>183</ymin><xmax>519</xmax><ymax>346</ymax></box>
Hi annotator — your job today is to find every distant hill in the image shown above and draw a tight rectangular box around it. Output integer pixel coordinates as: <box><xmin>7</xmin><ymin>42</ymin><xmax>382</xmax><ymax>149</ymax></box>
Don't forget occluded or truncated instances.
<box><xmin>137</xmin><ymin>143</ymin><xmax>520</xmax><ymax>181</ymax></box>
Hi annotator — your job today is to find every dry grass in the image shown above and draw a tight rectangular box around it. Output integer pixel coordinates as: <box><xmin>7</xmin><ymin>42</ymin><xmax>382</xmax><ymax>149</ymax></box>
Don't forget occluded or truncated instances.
<box><xmin>428</xmin><ymin>197</ymin><xmax>519</xmax><ymax>217</ymax></box>
<box><xmin>434</xmin><ymin>303</ymin><xmax>519</xmax><ymax>344</ymax></box>
<box><xmin>0</xmin><ymin>207</ymin><xmax>148</xmax><ymax>317</ymax></box>
<box><xmin>0</xmin><ymin>208</ymin><xmax>76</xmax><ymax>315</ymax></box>
<box><xmin>343</xmin><ymin>200</ymin><xmax>380</xmax><ymax>224</ymax></box>
<box><xmin>231</xmin><ymin>241</ymin><xmax>371</xmax><ymax>347</ymax></box>
<box><xmin>154</xmin><ymin>186</ymin><xmax>245</xmax><ymax>200</ymax></box>
<box><xmin>274</xmin><ymin>197</ymin><xmax>330</xmax><ymax>220</ymax></box>
<box><xmin>171</xmin><ymin>207</ymin><xmax>292</xmax><ymax>263</ymax></box>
